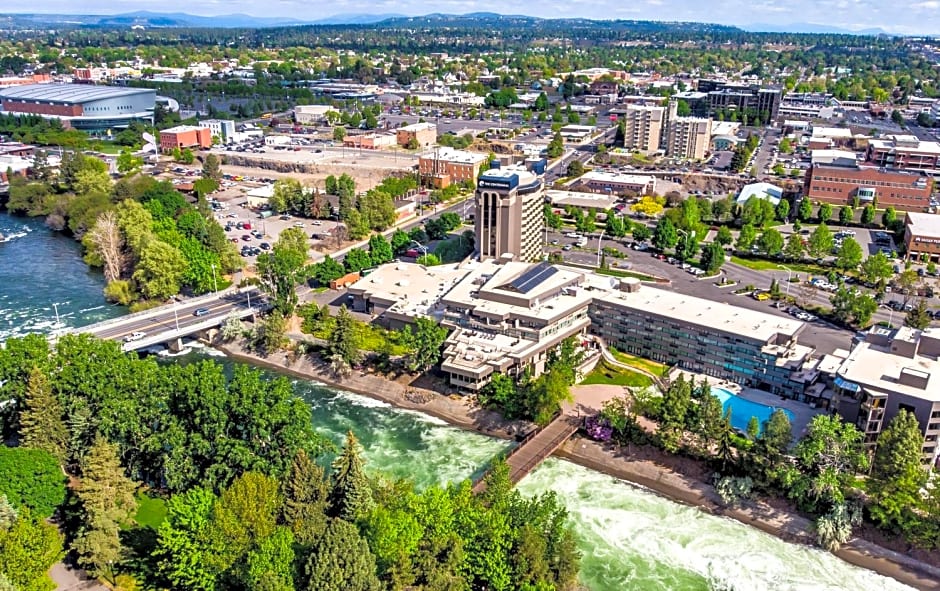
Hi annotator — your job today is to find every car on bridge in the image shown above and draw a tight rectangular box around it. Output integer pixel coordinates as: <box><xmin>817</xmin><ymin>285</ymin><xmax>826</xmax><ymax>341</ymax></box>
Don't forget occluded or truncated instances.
<box><xmin>123</xmin><ymin>331</ymin><xmax>146</xmax><ymax>342</ymax></box>
<box><xmin>193</xmin><ymin>308</ymin><xmax>210</xmax><ymax>317</ymax></box>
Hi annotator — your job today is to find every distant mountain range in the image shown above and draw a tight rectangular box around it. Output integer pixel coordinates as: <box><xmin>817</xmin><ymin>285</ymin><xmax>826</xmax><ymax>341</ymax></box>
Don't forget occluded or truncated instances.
<box><xmin>742</xmin><ymin>22</ymin><xmax>890</xmax><ymax>35</ymax></box>
<box><xmin>0</xmin><ymin>11</ymin><xmax>897</xmax><ymax>35</ymax></box>
<box><xmin>0</xmin><ymin>11</ymin><xmax>407</xmax><ymax>28</ymax></box>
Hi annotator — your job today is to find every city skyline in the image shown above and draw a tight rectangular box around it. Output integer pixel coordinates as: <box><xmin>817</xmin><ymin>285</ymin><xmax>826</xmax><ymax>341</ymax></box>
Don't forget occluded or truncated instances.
<box><xmin>3</xmin><ymin>1</ymin><xmax>940</xmax><ymax>35</ymax></box>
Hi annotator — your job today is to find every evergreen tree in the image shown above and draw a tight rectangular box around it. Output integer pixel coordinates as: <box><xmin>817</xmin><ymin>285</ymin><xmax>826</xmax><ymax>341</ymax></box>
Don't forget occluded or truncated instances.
<box><xmin>329</xmin><ymin>431</ymin><xmax>373</xmax><ymax>522</ymax></box>
<box><xmin>760</xmin><ymin>409</ymin><xmax>793</xmax><ymax>455</ymax></box>
<box><xmin>329</xmin><ymin>306</ymin><xmax>361</xmax><ymax>367</ymax></box>
<box><xmin>868</xmin><ymin>410</ymin><xmax>929</xmax><ymax>529</ymax></box>
<box><xmin>304</xmin><ymin>518</ymin><xmax>380</xmax><ymax>591</ymax></box>
<box><xmin>282</xmin><ymin>450</ymin><xmax>329</xmax><ymax>545</ymax></box>
<box><xmin>19</xmin><ymin>367</ymin><xmax>68</xmax><ymax>462</ymax></box>
<box><xmin>904</xmin><ymin>300</ymin><xmax>933</xmax><ymax>330</ymax></box>
<box><xmin>73</xmin><ymin>436</ymin><xmax>137</xmax><ymax>584</ymax></box>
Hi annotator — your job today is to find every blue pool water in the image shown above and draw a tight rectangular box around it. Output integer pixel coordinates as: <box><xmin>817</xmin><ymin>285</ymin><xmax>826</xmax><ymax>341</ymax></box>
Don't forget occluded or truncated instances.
<box><xmin>713</xmin><ymin>388</ymin><xmax>795</xmax><ymax>434</ymax></box>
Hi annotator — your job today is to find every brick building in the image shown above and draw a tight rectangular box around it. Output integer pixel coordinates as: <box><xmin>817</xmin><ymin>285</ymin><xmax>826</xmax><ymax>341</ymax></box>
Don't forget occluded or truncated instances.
<box><xmin>904</xmin><ymin>212</ymin><xmax>940</xmax><ymax>262</ymax></box>
<box><xmin>396</xmin><ymin>122</ymin><xmax>437</xmax><ymax>148</ymax></box>
<box><xmin>418</xmin><ymin>147</ymin><xmax>488</xmax><ymax>188</ymax></box>
<box><xmin>159</xmin><ymin>125</ymin><xmax>212</xmax><ymax>152</ymax></box>
<box><xmin>867</xmin><ymin>135</ymin><xmax>940</xmax><ymax>173</ymax></box>
<box><xmin>804</xmin><ymin>163</ymin><xmax>933</xmax><ymax>210</ymax></box>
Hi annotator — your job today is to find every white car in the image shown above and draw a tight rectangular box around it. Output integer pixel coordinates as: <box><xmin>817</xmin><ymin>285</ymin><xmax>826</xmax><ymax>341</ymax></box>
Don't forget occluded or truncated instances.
<box><xmin>293</xmin><ymin>222</ymin><xmax>305</xmax><ymax>228</ymax></box>
<box><xmin>123</xmin><ymin>331</ymin><xmax>146</xmax><ymax>342</ymax></box>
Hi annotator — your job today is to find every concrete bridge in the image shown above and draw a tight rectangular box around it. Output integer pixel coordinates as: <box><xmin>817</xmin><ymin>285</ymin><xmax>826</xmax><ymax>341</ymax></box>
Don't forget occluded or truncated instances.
<box><xmin>62</xmin><ymin>287</ymin><xmax>267</xmax><ymax>352</ymax></box>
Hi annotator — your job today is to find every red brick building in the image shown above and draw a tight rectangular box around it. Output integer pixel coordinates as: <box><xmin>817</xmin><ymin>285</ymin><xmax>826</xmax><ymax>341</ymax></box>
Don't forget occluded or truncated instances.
<box><xmin>904</xmin><ymin>212</ymin><xmax>940</xmax><ymax>262</ymax></box>
<box><xmin>867</xmin><ymin>135</ymin><xmax>940</xmax><ymax>172</ymax></box>
<box><xmin>803</xmin><ymin>163</ymin><xmax>934</xmax><ymax>211</ymax></box>
<box><xmin>159</xmin><ymin>125</ymin><xmax>212</xmax><ymax>152</ymax></box>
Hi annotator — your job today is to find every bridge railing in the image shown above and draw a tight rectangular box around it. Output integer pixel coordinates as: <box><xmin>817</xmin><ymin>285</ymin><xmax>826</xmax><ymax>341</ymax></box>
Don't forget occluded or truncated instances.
<box><xmin>71</xmin><ymin>287</ymin><xmax>259</xmax><ymax>336</ymax></box>
<box><xmin>120</xmin><ymin>306</ymin><xmax>262</xmax><ymax>352</ymax></box>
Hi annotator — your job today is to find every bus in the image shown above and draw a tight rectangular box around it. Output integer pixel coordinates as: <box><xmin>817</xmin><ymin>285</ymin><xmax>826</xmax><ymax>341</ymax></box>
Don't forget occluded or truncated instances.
<box><xmin>261</xmin><ymin>113</ymin><xmax>273</xmax><ymax>120</ymax></box>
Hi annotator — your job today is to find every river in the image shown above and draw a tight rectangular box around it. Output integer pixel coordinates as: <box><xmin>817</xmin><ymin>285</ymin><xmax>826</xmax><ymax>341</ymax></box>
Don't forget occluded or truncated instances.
<box><xmin>0</xmin><ymin>208</ymin><xmax>916</xmax><ymax>591</ymax></box>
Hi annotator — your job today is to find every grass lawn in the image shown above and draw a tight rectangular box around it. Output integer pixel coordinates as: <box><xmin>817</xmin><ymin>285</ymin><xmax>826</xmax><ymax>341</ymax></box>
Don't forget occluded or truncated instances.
<box><xmin>89</xmin><ymin>143</ymin><xmax>125</xmax><ymax>155</ymax></box>
<box><xmin>609</xmin><ymin>348</ymin><xmax>667</xmax><ymax>377</ymax></box>
<box><xmin>596</xmin><ymin>267</ymin><xmax>659</xmax><ymax>282</ymax></box>
<box><xmin>730</xmin><ymin>256</ymin><xmax>827</xmax><ymax>276</ymax></box>
<box><xmin>581</xmin><ymin>360</ymin><xmax>653</xmax><ymax>388</ymax></box>
<box><xmin>309</xmin><ymin>317</ymin><xmax>410</xmax><ymax>355</ymax></box>
<box><xmin>134</xmin><ymin>492</ymin><xmax>167</xmax><ymax>530</ymax></box>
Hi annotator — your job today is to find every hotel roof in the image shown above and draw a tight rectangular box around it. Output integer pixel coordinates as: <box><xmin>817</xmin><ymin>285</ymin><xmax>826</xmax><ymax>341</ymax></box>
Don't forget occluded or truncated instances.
<box><xmin>836</xmin><ymin>328</ymin><xmax>940</xmax><ymax>402</ymax></box>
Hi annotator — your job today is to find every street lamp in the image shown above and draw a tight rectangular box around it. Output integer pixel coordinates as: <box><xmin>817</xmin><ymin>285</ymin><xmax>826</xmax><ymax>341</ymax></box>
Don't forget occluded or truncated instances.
<box><xmin>595</xmin><ymin>228</ymin><xmax>606</xmax><ymax>268</ymax></box>
<box><xmin>410</xmin><ymin>240</ymin><xmax>429</xmax><ymax>257</ymax></box>
<box><xmin>780</xmin><ymin>265</ymin><xmax>793</xmax><ymax>300</ymax></box>
<box><xmin>173</xmin><ymin>300</ymin><xmax>180</xmax><ymax>332</ymax></box>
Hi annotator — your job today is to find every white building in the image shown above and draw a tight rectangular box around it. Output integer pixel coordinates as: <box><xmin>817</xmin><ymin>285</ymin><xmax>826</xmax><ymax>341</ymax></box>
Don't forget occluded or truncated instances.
<box><xmin>293</xmin><ymin>105</ymin><xmax>337</xmax><ymax>125</ymax></box>
<box><xmin>737</xmin><ymin>182</ymin><xmax>783</xmax><ymax>206</ymax></box>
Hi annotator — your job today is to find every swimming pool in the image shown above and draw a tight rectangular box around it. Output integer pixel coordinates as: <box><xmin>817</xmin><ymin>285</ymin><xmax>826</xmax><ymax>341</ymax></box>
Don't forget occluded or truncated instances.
<box><xmin>712</xmin><ymin>388</ymin><xmax>795</xmax><ymax>435</ymax></box>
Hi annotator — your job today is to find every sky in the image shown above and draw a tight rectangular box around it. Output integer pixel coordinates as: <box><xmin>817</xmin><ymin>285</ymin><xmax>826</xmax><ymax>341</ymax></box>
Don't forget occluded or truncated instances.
<box><xmin>4</xmin><ymin>0</ymin><xmax>940</xmax><ymax>35</ymax></box>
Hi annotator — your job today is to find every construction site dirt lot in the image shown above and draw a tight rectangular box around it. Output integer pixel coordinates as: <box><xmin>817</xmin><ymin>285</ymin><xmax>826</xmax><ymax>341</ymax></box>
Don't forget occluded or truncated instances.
<box><xmin>212</xmin><ymin>147</ymin><xmax>420</xmax><ymax>192</ymax></box>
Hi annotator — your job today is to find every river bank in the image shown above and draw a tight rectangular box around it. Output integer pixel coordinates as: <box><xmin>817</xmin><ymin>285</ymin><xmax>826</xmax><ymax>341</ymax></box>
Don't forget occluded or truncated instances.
<box><xmin>214</xmin><ymin>339</ymin><xmax>940</xmax><ymax>591</ymax></box>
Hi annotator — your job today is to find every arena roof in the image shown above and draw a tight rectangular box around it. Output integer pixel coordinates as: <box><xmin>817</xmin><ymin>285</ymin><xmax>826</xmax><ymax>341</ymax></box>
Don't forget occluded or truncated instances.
<box><xmin>0</xmin><ymin>84</ymin><xmax>154</xmax><ymax>105</ymax></box>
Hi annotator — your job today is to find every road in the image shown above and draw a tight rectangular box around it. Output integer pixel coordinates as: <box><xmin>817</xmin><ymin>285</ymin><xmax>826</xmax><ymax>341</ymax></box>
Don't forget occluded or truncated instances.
<box><xmin>84</xmin><ymin>290</ymin><xmax>260</xmax><ymax>344</ymax></box>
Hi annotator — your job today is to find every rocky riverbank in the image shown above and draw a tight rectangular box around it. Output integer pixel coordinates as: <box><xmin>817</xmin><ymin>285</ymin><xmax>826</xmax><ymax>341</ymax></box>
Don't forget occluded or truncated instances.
<box><xmin>214</xmin><ymin>339</ymin><xmax>940</xmax><ymax>591</ymax></box>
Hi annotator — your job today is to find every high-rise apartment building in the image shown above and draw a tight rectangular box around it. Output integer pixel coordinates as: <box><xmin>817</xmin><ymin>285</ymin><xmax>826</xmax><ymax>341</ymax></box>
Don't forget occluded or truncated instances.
<box><xmin>622</xmin><ymin>104</ymin><xmax>665</xmax><ymax>153</ymax></box>
<box><xmin>665</xmin><ymin>117</ymin><xmax>712</xmax><ymax>160</ymax></box>
<box><xmin>475</xmin><ymin>166</ymin><xmax>544</xmax><ymax>263</ymax></box>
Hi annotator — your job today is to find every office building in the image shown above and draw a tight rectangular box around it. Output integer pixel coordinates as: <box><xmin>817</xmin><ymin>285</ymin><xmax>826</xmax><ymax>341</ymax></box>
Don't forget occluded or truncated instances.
<box><xmin>696</xmin><ymin>80</ymin><xmax>782</xmax><ymax>123</ymax></box>
<box><xmin>904</xmin><ymin>212</ymin><xmax>940</xmax><ymax>262</ymax></box>
<box><xmin>831</xmin><ymin>326</ymin><xmax>940</xmax><ymax>466</ymax></box>
<box><xmin>396</xmin><ymin>122</ymin><xmax>437</xmax><ymax>148</ymax></box>
<box><xmin>418</xmin><ymin>147</ymin><xmax>488</xmax><ymax>188</ymax></box>
<box><xmin>0</xmin><ymin>83</ymin><xmax>155</xmax><ymax>132</ymax></box>
<box><xmin>590</xmin><ymin>278</ymin><xmax>811</xmax><ymax>396</ymax></box>
<box><xmin>578</xmin><ymin>170</ymin><xmax>657</xmax><ymax>195</ymax></box>
<box><xmin>867</xmin><ymin>135</ymin><xmax>940</xmax><ymax>173</ymax></box>
<box><xmin>622</xmin><ymin>105</ymin><xmax>665</xmax><ymax>153</ymax></box>
<box><xmin>438</xmin><ymin>260</ymin><xmax>594</xmax><ymax>391</ymax></box>
<box><xmin>804</xmin><ymin>163</ymin><xmax>933</xmax><ymax>210</ymax></box>
<box><xmin>293</xmin><ymin>105</ymin><xmax>338</xmax><ymax>125</ymax></box>
<box><xmin>475</xmin><ymin>166</ymin><xmax>544</xmax><ymax>263</ymax></box>
<box><xmin>200</xmin><ymin>119</ymin><xmax>236</xmax><ymax>144</ymax></box>
<box><xmin>668</xmin><ymin>92</ymin><xmax>710</xmax><ymax>118</ymax></box>
<box><xmin>665</xmin><ymin>117</ymin><xmax>712</xmax><ymax>160</ymax></box>
<box><xmin>159</xmin><ymin>125</ymin><xmax>212</xmax><ymax>152</ymax></box>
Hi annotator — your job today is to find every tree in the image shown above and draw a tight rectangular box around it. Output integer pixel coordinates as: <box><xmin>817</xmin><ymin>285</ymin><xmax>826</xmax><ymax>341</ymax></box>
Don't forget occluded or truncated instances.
<box><xmin>156</xmin><ymin>487</ymin><xmax>220</xmax><ymax>591</ymax></box>
<box><xmin>775</xmin><ymin>199</ymin><xmax>790</xmax><ymax>222</ymax></box>
<box><xmin>790</xmin><ymin>415</ymin><xmax>868</xmax><ymax>512</ymax></box>
<box><xmin>632</xmin><ymin>223</ymin><xmax>652</xmax><ymax>242</ymax></box>
<box><xmin>270</xmin><ymin>178</ymin><xmax>305</xmax><ymax>215</ymax></box>
<box><xmin>116</xmin><ymin>148</ymin><xmax>143</xmax><ymax>174</ymax></box>
<box><xmin>746</xmin><ymin>416</ymin><xmax>760</xmax><ymax>440</ymax></box>
<box><xmin>73</xmin><ymin>437</ymin><xmax>138</xmax><ymax>584</ymax></box>
<box><xmin>891</xmin><ymin>109</ymin><xmax>905</xmax><ymax>127</ymax></box>
<box><xmin>760</xmin><ymin>409</ymin><xmax>793</xmax><ymax>455</ymax></box>
<box><xmin>861</xmin><ymin>204</ymin><xmax>876</xmax><ymax>226</ymax></box>
<box><xmin>329</xmin><ymin>306</ymin><xmax>361</xmax><ymax>367</ymax></box>
<box><xmin>313</xmin><ymin>256</ymin><xmax>345</xmax><ymax>286</ymax></box>
<box><xmin>524</xmin><ymin>368</ymin><xmax>572</xmax><ymax>426</ymax></box>
<box><xmin>835</xmin><ymin>238</ymin><xmax>863</xmax><ymax>271</ymax></box>
<box><xmin>807</xmin><ymin>223</ymin><xmax>833</xmax><ymax>258</ymax></box>
<box><xmin>798</xmin><ymin>198</ymin><xmax>813</xmax><ymax>222</ymax></box>
<box><xmin>566</xmin><ymin>160</ymin><xmax>585</xmax><ymax>177</ymax></box>
<box><xmin>343</xmin><ymin>248</ymin><xmax>373</xmax><ymax>274</ymax></box>
<box><xmin>784</xmin><ymin>233</ymin><xmax>805</xmax><ymax>260</ymax></box>
<box><xmin>390</xmin><ymin>228</ymin><xmax>411</xmax><ymax>255</ymax></box>
<box><xmin>652</xmin><ymin>217</ymin><xmax>678</xmax><ymax>251</ymax></box>
<box><xmin>281</xmin><ymin>450</ymin><xmax>329</xmax><ymax>545</ymax></box>
<box><xmin>905</xmin><ymin>299</ymin><xmax>933</xmax><ymax>330</ymax></box>
<box><xmin>201</xmin><ymin>153</ymin><xmax>221</xmax><ymax>180</ymax></box>
<box><xmin>715</xmin><ymin>226</ymin><xmax>733</xmax><ymax>246</ymax></box>
<box><xmin>333</xmin><ymin>127</ymin><xmax>347</xmax><ymax>142</ymax></box>
<box><xmin>303</xmin><ymin>518</ymin><xmax>380</xmax><ymax>591</ymax></box>
<box><xmin>867</xmin><ymin>410</ymin><xmax>928</xmax><ymax>530</ymax></box>
<box><xmin>675</xmin><ymin>231</ymin><xmax>698</xmax><ymax>262</ymax></box>
<box><xmin>818</xmin><ymin>203</ymin><xmax>833</xmax><ymax>224</ymax></box>
<box><xmin>882</xmin><ymin>206</ymin><xmax>898</xmax><ymax>229</ymax></box>
<box><xmin>546</xmin><ymin>132</ymin><xmax>564</xmax><ymax>158</ymax></box>
<box><xmin>659</xmin><ymin>376</ymin><xmax>692</xmax><ymax>453</ymax></box>
<box><xmin>0</xmin><ymin>447</ymin><xmax>66</xmax><ymax>519</ymax></box>
<box><xmin>700</xmin><ymin>241</ymin><xmax>725</xmax><ymax>274</ymax></box>
<box><xmin>839</xmin><ymin>206</ymin><xmax>853</xmax><ymax>225</ymax></box>
<box><xmin>631</xmin><ymin>196</ymin><xmax>664</xmax><ymax>217</ymax></box>
<box><xmin>330</xmin><ymin>431</ymin><xmax>373</xmax><ymax>522</ymax></box>
<box><xmin>735</xmin><ymin>223</ymin><xmax>757</xmax><ymax>252</ymax></box>
<box><xmin>830</xmin><ymin>287</ymin><xmax>877</xmax><ymax>327</ymax></box>
<box><xmin>256</xmin><ymin>233</ymin><xmax>308</xmax><ymax>316</ymax></box>
<box><xmin>133</xmin><ymin>240</ymin><xmax>187</xmax><ymax>300</ymax></box>
<box><xmin>83</xmin><ymin>210</ymin><xmax>126</xmax><ymax>284</ymax></box>
<box><xmin>401</xmin><ymin>316</ymin><xmax>449</xmax><ymax>373</ymax></box>
<box><xmin>415</xmin><ymin>253</ymin><xmax>441</xmax><ymax>267</ymax></box>
<box><xmin>860</xmin><ymin>252</ymin><xmax>893</xmax><ymax>289</ymax></box>
<box><xmin>0</xmin><ymin>505</ymin><xmax>63</xmax><ymax>591</ymax></box>
<box><xmin>367</xmin><ymin>234</ymin><xmax>393</xmax><ymax>266</ymax></box>
<box><xmin>758</xmin><ymin>228</ymin><xmax>784</xmax><ymax>257</ymax></box>
<box><xmin>19</xmin><ymin>367</ymin><xmax>67</xmax><ymax>462</ymax></box>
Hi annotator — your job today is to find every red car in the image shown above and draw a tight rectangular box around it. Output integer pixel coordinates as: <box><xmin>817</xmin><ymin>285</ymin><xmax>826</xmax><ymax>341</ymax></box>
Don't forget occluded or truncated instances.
<box><xmin>405</xmin><ymin>248</ymin><xmax>420</xmax><ymax>258</ymax></box>
<box><xmin>242</xmin><ymin>222</ymin><xmax>252</xmax><ymax>230</ymax></box>
<box><xmin>242</xmin><ymin>235</ymin><xmax>252</xmax><ymax>241</ymax></box>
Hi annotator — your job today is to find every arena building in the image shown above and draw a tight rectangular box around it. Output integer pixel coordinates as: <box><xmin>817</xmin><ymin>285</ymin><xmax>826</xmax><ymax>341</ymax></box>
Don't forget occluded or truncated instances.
<box><xmin>0</xmin><ymin>83</ymin><xmax>156</xmax><ymax>132</ymax></box>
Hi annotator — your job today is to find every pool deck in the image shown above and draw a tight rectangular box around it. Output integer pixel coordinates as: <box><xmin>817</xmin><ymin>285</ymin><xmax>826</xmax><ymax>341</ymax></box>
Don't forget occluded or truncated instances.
<box><xmin>672</xmin><ymin>370</ymin><xmax>823</xmax><ymax>441</ymax></box>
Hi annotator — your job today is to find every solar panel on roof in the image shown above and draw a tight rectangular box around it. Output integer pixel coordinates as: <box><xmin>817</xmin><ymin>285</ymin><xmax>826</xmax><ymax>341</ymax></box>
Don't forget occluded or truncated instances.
<box><xmin>505</xmin><ymin>262</ymin><xmax>558</xmax><ymax>293</ymax></box>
